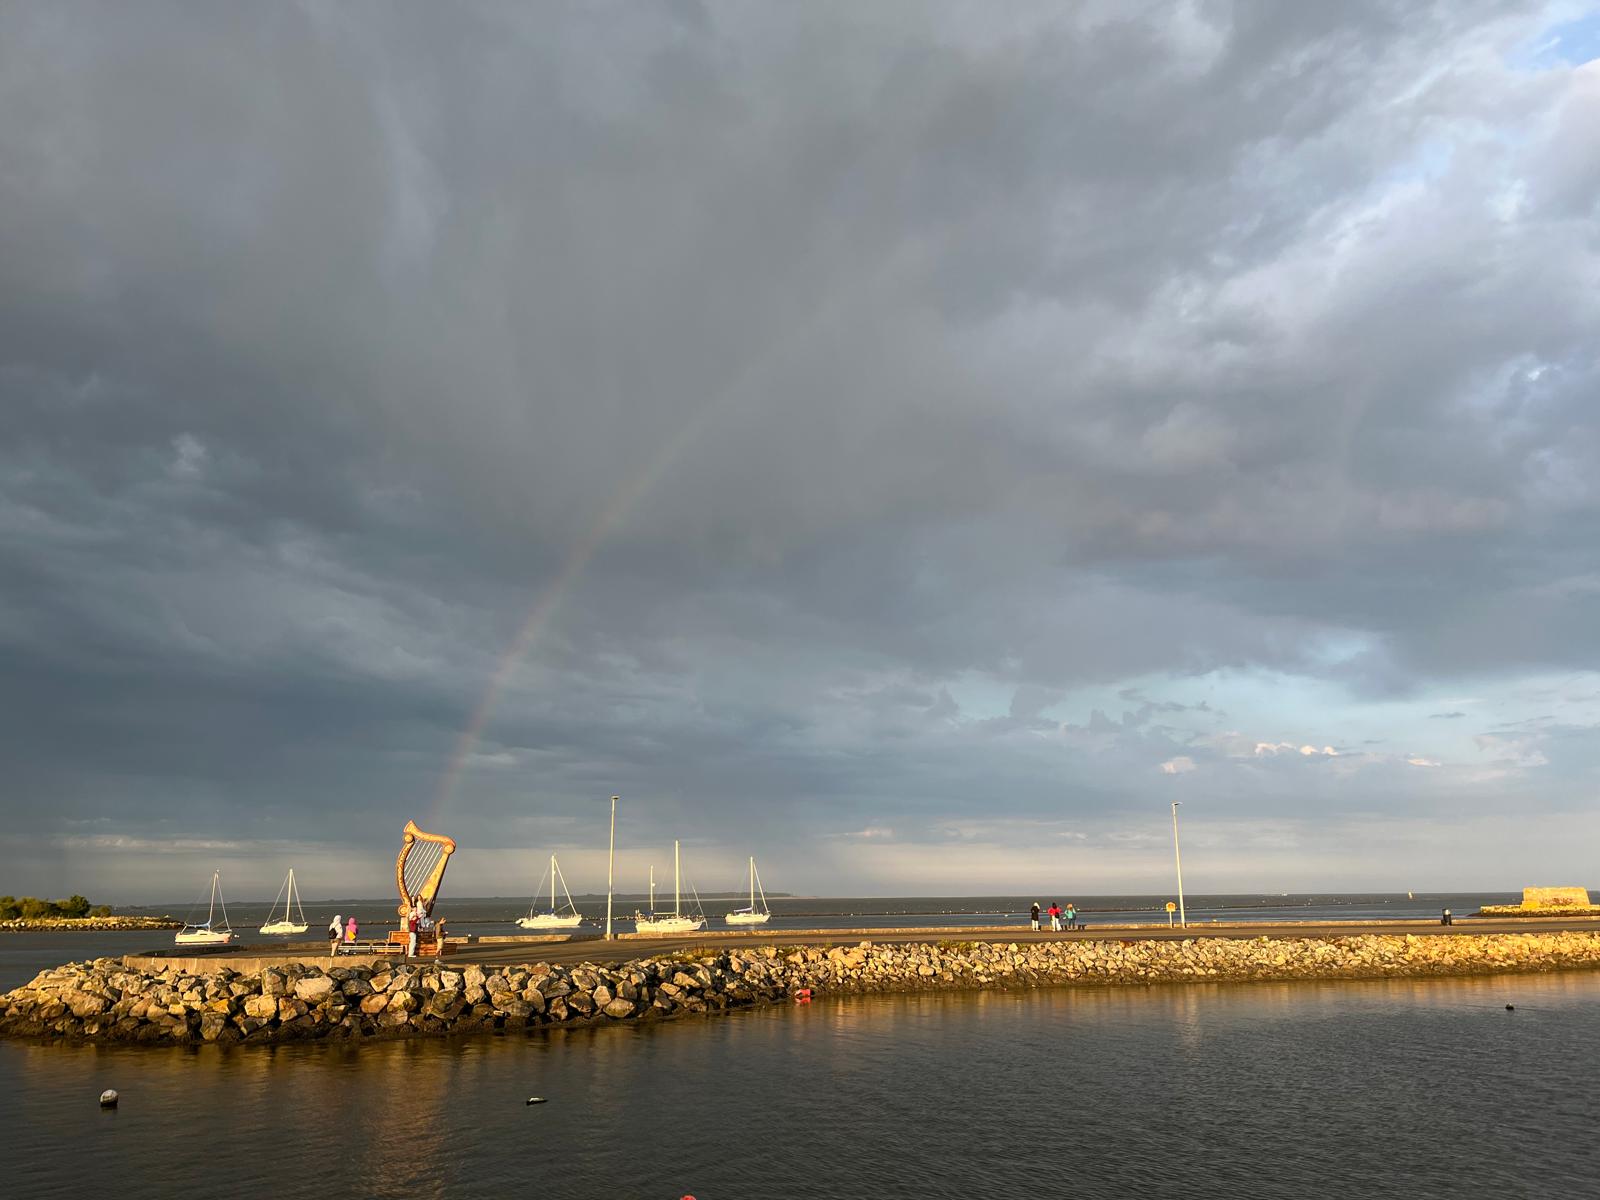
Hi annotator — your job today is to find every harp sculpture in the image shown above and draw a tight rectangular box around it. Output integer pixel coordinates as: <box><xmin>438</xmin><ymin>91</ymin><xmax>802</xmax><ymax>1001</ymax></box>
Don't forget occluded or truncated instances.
<box><xmin>395</xmin><ymin>819</ymin><xmax>456</xmax><ymax>919</ymax></box>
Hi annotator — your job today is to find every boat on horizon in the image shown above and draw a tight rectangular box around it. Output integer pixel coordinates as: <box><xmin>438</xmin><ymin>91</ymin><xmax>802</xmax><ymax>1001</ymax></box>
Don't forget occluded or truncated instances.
<box><xmin>724</xmin><ymin>855</ymin><xmax>771</xmax><ymax>926</ymax></box>
<box><xmin>517</xmin><ymin>854</ymin><xmax>585</xmax><ymax>929</ymax></box>
<box><xmin>175</xmin><ymin>870</ymin><xmax>234</xmax><ymax>946</ymax></box>
<box><xmin>259</xmin><ymin>867</ymin><xmax>309</xmax><ymax>935</ymax></box>
<box><xmin>634</xmin><ymin>841</ymin><xmax>706</xmax><ymax>935</ymax></box>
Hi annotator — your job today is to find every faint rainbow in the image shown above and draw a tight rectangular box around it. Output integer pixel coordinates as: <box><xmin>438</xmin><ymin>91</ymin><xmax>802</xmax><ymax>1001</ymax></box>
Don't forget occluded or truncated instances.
<box><xmin>427</xmin><ymin>243</ymin><xmax>918</xmax><ymax>826</ymax></box>
<box><xmin>427</xmin><ymin>397</ymin><xmax>725</xmax><ymax>825</ymax></box>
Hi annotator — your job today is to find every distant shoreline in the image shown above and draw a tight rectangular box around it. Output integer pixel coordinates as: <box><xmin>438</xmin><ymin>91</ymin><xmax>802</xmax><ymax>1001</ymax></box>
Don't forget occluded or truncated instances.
<box><xmin>0</xmin><ymin>916</ymin><xmax>181</xmax><ymax>933</ymax></box>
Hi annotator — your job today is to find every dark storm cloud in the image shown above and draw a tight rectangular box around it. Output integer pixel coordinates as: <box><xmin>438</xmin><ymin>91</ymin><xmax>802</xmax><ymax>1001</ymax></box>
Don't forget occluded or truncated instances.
<box><xmin>2</xmin><ymin>1</ymin><xmax>1597</xmax><ymax>898</ymax></box>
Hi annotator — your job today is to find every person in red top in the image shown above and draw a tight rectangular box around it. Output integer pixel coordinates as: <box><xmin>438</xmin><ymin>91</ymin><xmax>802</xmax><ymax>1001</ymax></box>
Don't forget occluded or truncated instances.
<box><xmin>1048</xmin><ymin>902</ymin><xmax>1063</xmax><ymax>931</ymax></box>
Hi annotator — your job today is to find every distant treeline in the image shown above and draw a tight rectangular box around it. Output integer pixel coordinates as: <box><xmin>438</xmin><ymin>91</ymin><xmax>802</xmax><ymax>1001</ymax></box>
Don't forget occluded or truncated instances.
<box><xmin>0</xmin><ymin>895</ymin><xmax>113</xmax><ymax>920</ymax></box>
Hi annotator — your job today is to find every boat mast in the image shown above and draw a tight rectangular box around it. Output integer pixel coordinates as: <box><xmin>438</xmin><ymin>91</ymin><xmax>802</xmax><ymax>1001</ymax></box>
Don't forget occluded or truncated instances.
<box><xmin>674</xmin><ymin>840</ymin><xmax>681</xmax><ymax>917</ymax></box>
<box><xmin>649</xmin><ymin>865</ymin><xmax>655</xmax><ymax>914</ymax></box>
<box><xmin>749</xmin><ymin>856</ymin><xmax>755</xmax><ymax>910</ymax></box>
<box><xmin>550</xmin><ymin>854</ymin><xmax>557</xmax><ymax>913</ymax></box>
<box><xmin>208</xmin><ymin>871</ymin><xmax>218</xmax><ymax>926</ymax></box>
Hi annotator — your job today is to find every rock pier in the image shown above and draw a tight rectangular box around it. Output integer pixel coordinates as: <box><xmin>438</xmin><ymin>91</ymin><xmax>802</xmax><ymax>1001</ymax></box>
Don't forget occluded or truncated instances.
<box><xmin>0</xmin><ymin>916</ymin><xmax>181</xmax><ymax>932</ymax></box>
<box><xmin>6</xmin><ymin>930</ymin><xmax>1600</xmax><ymax>1046</ymax></box>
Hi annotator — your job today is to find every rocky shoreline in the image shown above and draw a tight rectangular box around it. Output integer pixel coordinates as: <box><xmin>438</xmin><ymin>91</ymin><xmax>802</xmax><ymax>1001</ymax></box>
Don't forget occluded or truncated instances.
<box><xmin>6</xmin><ymin>930</ymin><xmax>1600</xmax><ymax>1046</ymax></box>
<box><xmin>0</xmin><ymin>916</ymin><xmax>182</xmax><ymax>932</ymax></box>
<box><xmin>1477</xmin><ymin>906</ymin><xmax>1600</xmax><ymax>917</ymax></box>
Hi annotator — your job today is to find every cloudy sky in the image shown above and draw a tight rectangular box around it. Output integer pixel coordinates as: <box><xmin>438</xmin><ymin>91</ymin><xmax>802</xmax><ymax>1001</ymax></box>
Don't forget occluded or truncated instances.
<box><xmin>3</xmin><ymin>2</ymin><xmax>1599</xmax><ymax>903</ymax></box>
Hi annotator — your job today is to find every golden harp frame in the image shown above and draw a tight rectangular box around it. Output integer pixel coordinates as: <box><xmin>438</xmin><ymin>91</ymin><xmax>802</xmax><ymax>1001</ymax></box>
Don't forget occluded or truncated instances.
<box><xmin>395</xmin><ymin>819</ymin><xmax>457</xmax><ymax>918</ymax></box>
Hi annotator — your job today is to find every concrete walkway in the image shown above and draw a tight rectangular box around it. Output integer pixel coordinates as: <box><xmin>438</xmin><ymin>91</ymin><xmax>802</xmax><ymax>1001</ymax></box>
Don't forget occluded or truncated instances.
<box><xmin>126</xmin><ymin>915</ymin><xmax>1600</xmax><ymax>974</ymax></box>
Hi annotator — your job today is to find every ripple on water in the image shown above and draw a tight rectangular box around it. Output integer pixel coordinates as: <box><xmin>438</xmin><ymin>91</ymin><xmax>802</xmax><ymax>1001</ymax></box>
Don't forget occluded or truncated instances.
<box><xmin>5</xmin><ymin>972</ymin><xmax>1599</xmax><ymax>1199</ymax></box>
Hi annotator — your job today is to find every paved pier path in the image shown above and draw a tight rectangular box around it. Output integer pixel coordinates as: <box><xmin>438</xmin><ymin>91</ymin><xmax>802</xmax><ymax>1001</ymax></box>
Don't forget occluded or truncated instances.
<box><xmin>459</xmin><ymin>916</ymin><xmax>1600</xmax><ymax>968</ymax></box>
<box><xmin>131</xmin><ymin>915</ymin><xmax>1600</xmax><ymax>975</ymax></box>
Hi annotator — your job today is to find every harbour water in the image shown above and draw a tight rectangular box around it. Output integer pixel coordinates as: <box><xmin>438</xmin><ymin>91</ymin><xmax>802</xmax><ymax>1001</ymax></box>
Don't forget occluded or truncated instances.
<box><xmin>120</xmin><ymin>891</ymin><xmax>1520</xmax><ymax>933</ymax></box>
<box><xmin>6</xmin><ymin>971</ymin><xmax>1597</xmax><ymax>1198</ymax></box>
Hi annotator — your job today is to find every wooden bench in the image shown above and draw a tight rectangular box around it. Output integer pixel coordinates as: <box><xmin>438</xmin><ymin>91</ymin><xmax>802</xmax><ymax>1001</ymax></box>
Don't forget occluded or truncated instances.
<box><xmin>383</xmin><ymin>929</ymin><xmax>452</xmax><ymax>958</ymax></box>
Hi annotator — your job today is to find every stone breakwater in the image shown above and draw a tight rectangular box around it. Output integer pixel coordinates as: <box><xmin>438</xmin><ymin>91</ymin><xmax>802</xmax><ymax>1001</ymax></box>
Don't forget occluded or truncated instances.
<box><xmin>6</xmin><ymin>931</ymin><xmax>1600</xmax><ymax>1046</ymax></box>
<box><xmin>0</xmin><ymin>916</ymin><xmax>181</xmax><ymax>932</ymax></box>
<box><xmin>1478</xmin><ymin>905</ymin><xmax>1600</xmax><ymax>917</ymax></box>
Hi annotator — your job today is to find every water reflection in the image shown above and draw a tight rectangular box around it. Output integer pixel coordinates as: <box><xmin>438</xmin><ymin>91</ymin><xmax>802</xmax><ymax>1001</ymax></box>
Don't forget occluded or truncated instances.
<box><xmin>6</xmin><ymin>973</ymin><xmax>1600</xmax><ymax>1199</ymax></box>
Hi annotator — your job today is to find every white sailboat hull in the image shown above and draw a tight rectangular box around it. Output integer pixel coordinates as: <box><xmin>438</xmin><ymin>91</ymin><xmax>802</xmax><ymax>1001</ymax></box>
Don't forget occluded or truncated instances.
<box><xmin>260</xmin><ymin>868</ymin><xmax>306</xmax><ymax>937</ymax></box>
<box><xmin>517</xmin><ymin>913</ymin><xmax>584</xmax><ymax>929</ymax></box>
<box><xmin>175</xmin><ymin>929</ymin><xmax>234</xmax><ymax>946</ymax></box>
<box><xmin>634</xmin><ymin>915</ymin><xmax>705</xmax><ymax>934</ymax></box>
<box><xmin>724</xmin><ymin>911</ymin><xmax>770</xmax><ymax>926</ymax></box>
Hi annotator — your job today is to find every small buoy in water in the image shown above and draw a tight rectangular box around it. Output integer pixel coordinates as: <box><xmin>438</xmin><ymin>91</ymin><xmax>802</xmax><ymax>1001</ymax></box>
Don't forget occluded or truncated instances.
<box><xmin>1506</xmin><ymin>1004</ymin><xmax>1515</xmax><ymax>1011</ymax></box>
<box><xmin>793</xmin><ymin>987</ymin><xmax>812</xmax><ymax>1004</ymax></box>
<box><xmin>526</xmin><ymin>1096</ymin><xmax>547</xmax><ymax>1105</ymax></box>
<box><xmin>99</xmin><ymin>1089</ymin><xmax>118</xmax><ymax>1108</ymax></box>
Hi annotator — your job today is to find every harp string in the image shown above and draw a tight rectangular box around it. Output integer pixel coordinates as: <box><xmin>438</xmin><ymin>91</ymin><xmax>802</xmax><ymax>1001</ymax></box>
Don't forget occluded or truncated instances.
<box><xmin>404</xmin><ymin>841</ymin><xmax>441</xmax><ymax>897</ymax></box>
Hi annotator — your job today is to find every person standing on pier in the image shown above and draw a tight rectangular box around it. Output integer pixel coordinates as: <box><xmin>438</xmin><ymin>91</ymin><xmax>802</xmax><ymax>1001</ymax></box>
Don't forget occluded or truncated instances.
<box><xmin>1030</xmin><ymin>902</ymin><xmax>1041</xmax><ymax>931</ymax></box>
<box><xmin>1048</xmin><ymin>902</ymin><xmax>1062</xmax><ymax>931</ymax></box>
<box><xmin>328</xmin><ymin>913</ymin><xmax>343</xmax><ymax>959</ymax></box>
<box><xmin>406</xmin><ymin>904</ymin><xmax>420</xmax><ymax>959</ymax></box>
<box><xmin>345</xmin><ymin>915</ymin><xmax>359</xmax><ymax>947</ymax></box>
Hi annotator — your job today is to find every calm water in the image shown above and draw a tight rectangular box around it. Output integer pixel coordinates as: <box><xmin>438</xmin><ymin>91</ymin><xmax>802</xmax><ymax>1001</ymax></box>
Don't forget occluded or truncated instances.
<box><xmin>6</xmin><ymin>972</ymin><xmax>1598</xmax><ymax>1198</ymax></box>
<box><xmin>120</xmin><ymin>891</ymin><xmax>1521</xmax><ymax>932</ymax></box>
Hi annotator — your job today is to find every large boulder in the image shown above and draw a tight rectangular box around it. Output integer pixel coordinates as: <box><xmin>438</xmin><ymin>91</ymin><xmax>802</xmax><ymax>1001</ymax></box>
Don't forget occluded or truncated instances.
<box><xmin>426</xmin><ymin>989</ymin><xmax>463</xmax><ymax>1017</ymax></box>
<box><xmin>294</xmin><ymin>977</ymin><xmax>336</xmax><ymax>1003</ymax></box>
<box><xmin>65</xmin><ymin>990</ymin><xmax>109</xmax><ymax>1019</ymax></box>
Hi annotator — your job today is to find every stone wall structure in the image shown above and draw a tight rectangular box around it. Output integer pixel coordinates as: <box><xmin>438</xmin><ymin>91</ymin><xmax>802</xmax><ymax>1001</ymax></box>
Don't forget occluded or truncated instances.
<box><xmin>1479</xmin><ymin>888</ymin><xmax>1600</xmax><ymax>916</ymax></box>
<box><xmin>5</xmin><ymin>931</ymin><xmax>1600</xmax><ymax>1046</ymax></box>
<box><xmin>1522</xmin><ymin>886</ymin><xmax>1591</xmax><ymax>908</ymax></box>
<box><xmin>0</xmin><ymin>916</ymin><xmax>181</xmax><ymax>932</ymax></box>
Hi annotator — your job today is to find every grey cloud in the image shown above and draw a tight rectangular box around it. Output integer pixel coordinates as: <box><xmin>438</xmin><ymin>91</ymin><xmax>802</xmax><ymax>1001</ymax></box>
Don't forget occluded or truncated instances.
<box><xmin>1</xmin><ymin>1</ymin><xmax>1597</xmax><ymax>898</ymax></box>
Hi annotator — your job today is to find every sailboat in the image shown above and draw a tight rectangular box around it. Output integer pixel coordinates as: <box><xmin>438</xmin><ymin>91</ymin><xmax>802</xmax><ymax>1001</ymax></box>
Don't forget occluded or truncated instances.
<box><xmin>260</xmin><ymin>868</ymin><xmax>309</xmax><ymax>935</ymax></box>
<box><xmin>634</xmin><ymin>841</ymin><xmax>706</xmax><ymax>934</ymax></box>
<box><xmin>517</xmin><ymin>854</ymin><xmax>585</xmax><ymax>929</ymax></box>
<box><xmin>724</xmin><ymin>856</ymin><xmax>771</xmax><ymax>926</ymax></box>
<box><xmin>175</xmin><ymin>870</ymin><xmax>234</xmax><ymax>946</ymax></box>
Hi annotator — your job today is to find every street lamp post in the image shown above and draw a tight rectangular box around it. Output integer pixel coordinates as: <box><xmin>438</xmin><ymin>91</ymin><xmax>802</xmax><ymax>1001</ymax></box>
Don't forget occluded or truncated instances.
<box><xmin>605</xmin><ymin>795</ymin><xmax>618</xmax><ymax>940</ymax></box>
<box><xmin>1171</xmin><ymin>800</ymin><xmax>1186</xmax><ymax>928</ymax></box>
